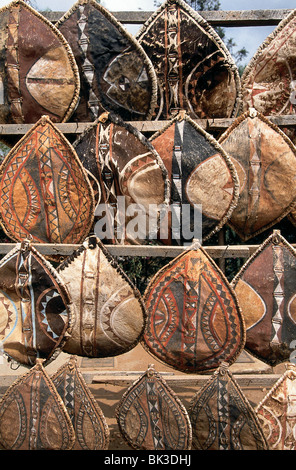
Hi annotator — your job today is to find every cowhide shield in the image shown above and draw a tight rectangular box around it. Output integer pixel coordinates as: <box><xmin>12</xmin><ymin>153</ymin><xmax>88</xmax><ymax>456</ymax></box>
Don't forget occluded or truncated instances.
<box><xmin>57</xmin><ymin>236</ymin><xmax>146</xmax><ymax>357</ymax></box>
<box><xmin>256</xmin><ymin>363</ymin><xmax>296</xmax><ymax>450</ymax></box>
<box><xmin>143</xmin><ymin>241</ymin><xmax>245</xmax><ymax>373</ymax></box>
<box><xmin>136</xmin><ymin>0</ymin><xmax>241</xmax><ymax>120</ymax></box>
<box><xmin>73</xmin><ymin>112</ymin><xmax>170</xmax><ymax>244</ymax></box>
<box><xmin>0</xmin><ymin>115</ymin><xmax>95</xmax><ymax>245</ymax></box>
<box><xmin>116</xmin><ymin>365</ymin><xmax>192</xmax><ymax>450</ymax></box>
<box><xmin>0</xmin><ymin>0</ymin><xmax>79</xmax><ymax>124</ymax></box>
<box><xmin>0</xmin><ymin>359</ymin><xmax>75</xmax><ymax>450</ymax></box>
<box><xmin>56</xmin><ymin>0</ymin><xmax>157</xmax><ymax>122</ymax></box>
<box><xmin>188</xmin><ymin>362</ymin><xmax>268</xmax><ymax>450</ymax></box>
<box><xmin>241</xmin><ymin>9</ymin><xmax>296</xmax><ymax>143</ymax></box>
<box><xmin>52</xmin><ymin>356</ymin><xmax>109</xmax><ymax>450</ymax></box>
<box><xmin>219</xmin><ymin>109</ymin><xmax>296</xmax><ymax>241</ymax></box>
<box><xmin>231</xmin><ymin>231</ymin><xmax>296</xmax><ymax>366</ymax></box>
<box><xmin>0</xmin><ymin>240</ymin><xmax>72</xmax><ymax>367</ymax></box>
<box><xmin>149</xmin><ymin>112</ymin><xmax>239</xmax><ymax>245</ymax></box>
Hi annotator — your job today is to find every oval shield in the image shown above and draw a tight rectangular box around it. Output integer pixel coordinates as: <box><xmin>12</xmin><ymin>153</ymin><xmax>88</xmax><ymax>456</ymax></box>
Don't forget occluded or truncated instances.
<box><xmin>136</xmin><ymin>0</ymin><xmax>241</xmax><ymax>120</ymax></box>
<box><xmin>188</xmin><ymin>362</ymin><xmax>268</xmax><ymax>450</ymax></box>
<box><xmin>143</xmin><ymin>242</ymin><xmax>245</xmax><ymax>373</ymax></box>
<box><xmin>0</xmin><ymin>0</ymin><xmax>79</xmax><ymax>123</ymax></box>
<box><xmin>0</xmin><ymin>240</ymin><xmax>73</xmax><ymax>367</ymax></box>
<box><xmin>0</xmin><ymin>115</ymin><xmax>95</xmax><ymax>244</ymax></box>
<box><xmin>57</xmin><ymin>0</ymin><xmax>157</xmax><ymax>121</ymax></box>
<box><xmin>219</xmin><ymin>109</ymin><xmax>296</xmax><ymax>241</ymax></box>
<box><xmin>57</xmin><ymin>236</ymin><xmax>146</xmax><ymax>358</ymax></box>
<box><xmin>232</xmin><ymin>230</ymin><xmax>296</xmax><ymax>366</ymax></box>
<box><xmin>116</xmin><ymin>365</ymin><xmax>192</xmax><ymax>450</ymax></box>
<box><xmin>0</xmin><ymin>359</ymin><xmax>75</xmax><ymax>450</ymax></box>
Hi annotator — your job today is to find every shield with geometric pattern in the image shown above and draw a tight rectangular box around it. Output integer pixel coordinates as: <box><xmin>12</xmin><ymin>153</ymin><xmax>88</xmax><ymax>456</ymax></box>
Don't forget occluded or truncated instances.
<box><xmin>73</xmin><ymin>112</ymin><xmax>170</xmax><ymax>244</ymax></box>
<box><xmin>219</xmin><ymin>109</ymin><xmax>296</xmax><ymax>241</ymax></box>
<box><xmin>256</xmin><ymin>363</ymin><xmax>296</xmax><ymax>450</ymax></box>
<box><xmin>232</xmin><ymin>230</ymin><xmax>296</xmax><ymax>366</ymax></box>
<box><xmin>0</xmin><ymin>359</ymin><xmax>75</xmax><ymax>450</ymax></box>
<box><xmin>188</xmin><ymin>362</ymin><xmax>268</xmax><ymax>450</ymax></box>
<box><xmin>136</xmin><ymin>0</ymin><xmax>241</xmax><ymax>120</ymax></box>
<box><xmin>57</xmin><ymin>0</ymin><xmax>157</xmax><ymax>122</ymax></box>
<box><xmin>0</xmin><ymin>0</ymin><xmax>79</xmax><ymax>124</ymax></box>
<box><xmin>57</xmin><ymin>236</ymin><xmax>146</xmax><ymax>358</ymax></box>
<box><xmin>116</xmin><ymin>365</ymin><xmax>192</xmax><ymax>450</ymax></box>
<box><xmin>52</xmin><ymin>356</ymin><xmax>109</xmax><ymax>450</ymax></box>
<box><xmin>0</xmin><ymin>115</ymin><xmax>95</xmax><ymax>245</ymax></box>
<box><xmin>0</xmin><ymin>240</ymin><xmax>73</xmax><ymax>367</ymax></box>
<box><xmin>241</xmin><ymin>9</ymin><xmax>296</xmax><ymax>143</ymax></box>
<box><xmin>149</xmin><ymin>111</ymin><xmax>239</xmax><ymax>244</ymax></box>
<box><xmin>143</xmin><ymin>241</ymin><xmax>245</xmax><ymax>373</ymax></box>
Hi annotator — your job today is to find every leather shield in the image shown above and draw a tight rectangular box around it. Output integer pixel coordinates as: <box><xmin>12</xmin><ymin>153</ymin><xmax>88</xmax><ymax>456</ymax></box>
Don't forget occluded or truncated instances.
<box><xmin>116</xmin><ymin>365</ymin><xmax>192</xmax><ymax>450</ymax></box>
<box><xmin>143</xmin><ymin>241</ymin><xmax>245</xmax><ymax>373</ymax></box>
<box><xmin>57</xmin><ymin>236</ymin><xmax>146</xmax><ymax>358</ymax></box>
<box><xmin>0</xmin><ymin>0</ymin><xmax>79</xmax><ymax>124</ymax></box>
<box><xmin>0</xmin><ymin>115</ymin><xmax>95</xmax><ymax>245</ymax></box>
<box><xmin>232</xmin><ymin>230</ymin><xmax>296</xmax><ymax>366</ymax></box>
<box><xmin>188</xmin><ymin>362</ymin><xmax>268</xmax><ymax>450</ymax></box>
<box><xmin>136</xmin><ymin>0</ymin><xmax>241</xmax><ymax>120</ymax></box>
<box><xmin>57</xmin><ymin>0</ymin><xmax>157</xmax><ymax>122</ymax></box>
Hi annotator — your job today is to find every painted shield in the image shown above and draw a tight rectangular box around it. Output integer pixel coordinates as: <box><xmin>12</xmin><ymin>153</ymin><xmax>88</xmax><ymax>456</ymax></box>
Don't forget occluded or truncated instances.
<box><xmin>136</xmin><ymin>0</ymin><xmax>241</xmax><ymax>120</ymax></box>
<box><xmin>143</xmin><ymin>242</ymin><xmax>245</xmax><ymax>373</ymax></box>
<box><xmin>256</xmin><ymin>363</ymin><xmax>296</xmax><ymax>450</ymax></box>
<box><xmin>0</xmin><ymin>360</ymin><xmax>75</xmax><ymax>450</ymax></box>
<box><xmin>52</xmin><ymin>356</ymin><xmax>109</xmax><ymax>450</ymax></box>
<box><xmin>149</xmin><ymin>112</ymin><xmax>239</xmax><ymax>244</ymax></box>
<box><xmin>57</xmin><ymin>236</ymin><xmax>146</xmax><ymax>357</ymax></box>
<box><xmin>188</xmin><ymin>362</ymin><xmax>268</xmax><ymax>450</ymax></box>
<box><xmin>73</xmin><ymin>112</ymin><xmax>170</xmax><ymax>244</ymax></box>
<box><xmin>0</xmin><ymin>0</ymin><xmax>79</xmax><ymax>124</ymax></box>
<box><xmin>57</xmin><ymin>0</ymin><xmax>157</xmax><ymax>122</ymax></box>
<box><xmin>116</xmin><ymin>365</ymin><xmax>192</xmax><ymax>450</ymax></box>
<box><xmin>0</xmin><ymin>115</ymin><xmax>95</xmax><ymax>245</ymax></box>
<box><xmin>241</xmin><ymin>9</ymin><xmax>296</xmax><ymax>142</ymax></box>
<box><xmin>231</xmin><ymin>230</ymin><xmax>296</xmax><ymax>366</ymax></box>
<box><xmin>0</xmin><ymin>240</ymin><xmax>72</xmax><ymax>367</ymax></box>
<box><xmin>219</xmin><ymin>109</ymin><xmax>296</xmax><ymax>241</ymax></box>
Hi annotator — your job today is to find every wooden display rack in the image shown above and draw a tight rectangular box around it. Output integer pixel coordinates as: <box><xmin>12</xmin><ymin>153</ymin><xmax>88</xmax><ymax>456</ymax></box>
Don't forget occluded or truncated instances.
<box><xmin>0</xmin><ymin>7</ymin><xmax>294</xmax><ymax>390</ymax></box>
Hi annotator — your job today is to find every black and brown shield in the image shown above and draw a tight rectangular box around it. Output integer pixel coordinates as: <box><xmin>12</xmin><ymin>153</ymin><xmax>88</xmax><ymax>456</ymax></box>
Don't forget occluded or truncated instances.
<box><xmin>0</xmin><ymin>0</ymin><xmax>79</xmax><ymax>124</ymax></box>
<box><xmin>0</xmin><ymin>359</ymin><xmax>75</xmax><ymax>450</ymax></box>
<box><xmin>116</xmin><ymin>365</ymin><xmax>192</xmax><ymax>450</ymax></box>
<box><xmin>57</xmin><ymin>0</ymin><xmax>157</xmax><ymax>122</ymax></box>
<box><xmin>136</xmin><ymin>0</ymin><xmax>241</xmax><ymax>120</ymax></box>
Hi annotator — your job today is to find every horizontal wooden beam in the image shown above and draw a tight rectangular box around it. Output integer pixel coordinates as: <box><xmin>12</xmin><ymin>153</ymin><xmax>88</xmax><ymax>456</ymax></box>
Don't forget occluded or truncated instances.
<box><xmin>1</xmin><ymin>114</ymin><xmax>296</xmax><ymax>138</ymax></box>
<box><xmin>41</xmin><ymin>9</ymin><xmax>292</xmax><ymax>27</ymax></box>
<box><xmin>0</xmin><ymin>243</ymin><xmax>280</xmax><ymax>259</ymax></box>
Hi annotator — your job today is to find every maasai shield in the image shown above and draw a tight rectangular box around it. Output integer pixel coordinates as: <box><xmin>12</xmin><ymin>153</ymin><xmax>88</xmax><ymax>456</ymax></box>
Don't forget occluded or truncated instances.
<box><xmin>241</xmin><ymin>9</ymin><xmax>296</xmax><ymax>142</ymax></box>
<box><xmin>136</xmin><ymin>0</ymin><xmax>241</xmax><ymax>120</ymax></box>
<box><xmin>188</xmin><ymin>362</ymin><xmax>268</xmax><ymax>450</ymax></box>
<box><xmin>57</xmin><ymin>236</ymin><xmax>146</xmax><ymax>357</ymax></box>
<box><xmin>143</xmin><ymin>241</ymin><xmax>245</xmax><ymax>373</ymax></box>
<box><xmin>219</xmin><ymin>109</ymin><xmax>296</xmax><ymax>241</ymax></box>
<box><xmin>231</xmin><ymin>231</ymin><xmax>296</xmax><ymax>366</ymax></box>
<box><xmin>256</xmin><ymin>363</ymin><xmax>296</xmax><ymax>450</ymax></box>
<box><xmin>149</xmin><ymin>112</ymin><xmax>239</xmax><ymax>244</ymax></box>
<box><xmin>0</xmin><ymin>359</ymin><xmax>75</xmax><ymax>450</ymax></box>
<box><xmin>73</xmin><ymin>112</ymin><xmax>170</xmax><ymax>244</ymax></box>
<box><xmin>52</xmin><ymin>356</ymin><xmax>109</xmax><ymax>450</ymax></box>
<box><xmin>56</xmin><ymin>0</ymin><xmax>157</xmax><ymax>122</ymax></box>
<box><xmin>0</xmin><ymin>240</ymin><xmax>72</xmax><ymax>367</ymax></box>
<box><xmin>0</xmin><ymin>115</ymin><xmax>95</xmax><ymax>245</ymax></box>
<box><xmin>0</xmin><ymin>0</ymin><xmax>79</xmax><ymax>124</ymax></box>
<box><xmin>116</xmin><ymin>365</ymin><xmax>192</xmax><ymax>450</ymax></box>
